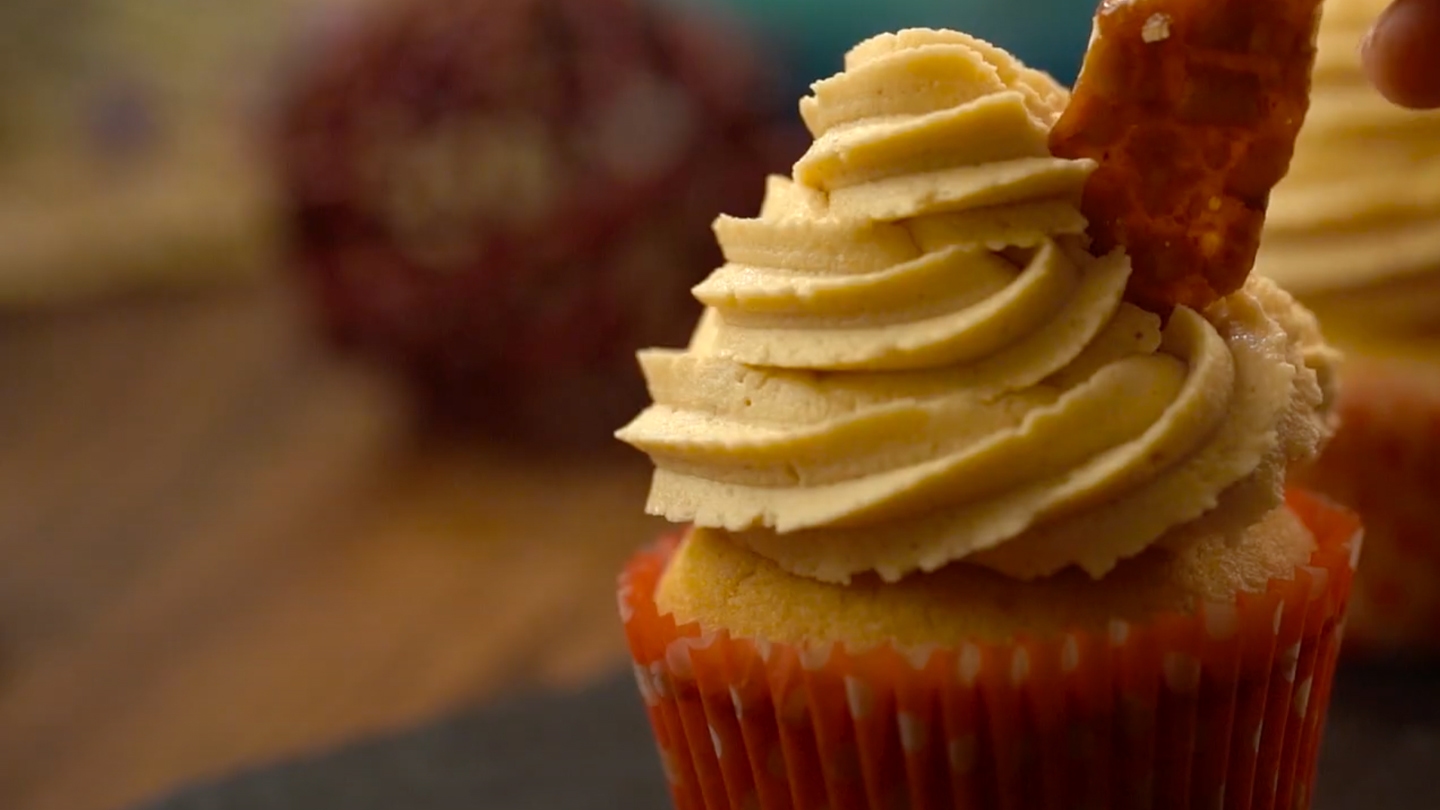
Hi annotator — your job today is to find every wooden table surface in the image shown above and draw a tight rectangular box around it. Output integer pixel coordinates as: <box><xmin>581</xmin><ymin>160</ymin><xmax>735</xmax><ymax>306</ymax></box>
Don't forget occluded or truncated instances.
<box><xmin>0</xmin><ymin>280</ymin><xmax>665</xmax><ymax>810</ymax></box>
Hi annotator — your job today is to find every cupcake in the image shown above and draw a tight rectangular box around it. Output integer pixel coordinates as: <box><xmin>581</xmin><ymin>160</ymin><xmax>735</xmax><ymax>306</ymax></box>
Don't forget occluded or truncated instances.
<box><xmin>273</xmin><ymin>0</ymin><xmax>803</xmax><ymax>447</ymax></box>
<box><xmin>1255</xmin><ymin>0</ymin><xmax>1440</xmax><ymax>656</ymax></box>
<box><xmin>616</xmin><ymin>28</ymin><xmax>1360</xmax><ymax>809</ymax></box>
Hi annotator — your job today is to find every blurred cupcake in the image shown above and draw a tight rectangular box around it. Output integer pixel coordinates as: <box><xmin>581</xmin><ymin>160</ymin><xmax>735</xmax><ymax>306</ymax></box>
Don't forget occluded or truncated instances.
<box><xmin>273</xmin><ymin>0</ymin><xmax>805</xmax><ymax>447</ymax></box>
<box><xmin>1294</xmin><ymin>354</ymin><xmax>1440</xmax><ymax>655</ymax></box>
<box><xmin>1258</xmin><ymin>0</ymin><xmax>1440</xmax><ymax>329</ymax></box>
<box><xmin>618</xmin><ymin>29</ymin><xmax>1360</xmax><ymax>809</ymax></box>
<box><xmin>1256</xmin><ymin>0</ymin><xmax>1440</xmax><ymax>656</ymax></box>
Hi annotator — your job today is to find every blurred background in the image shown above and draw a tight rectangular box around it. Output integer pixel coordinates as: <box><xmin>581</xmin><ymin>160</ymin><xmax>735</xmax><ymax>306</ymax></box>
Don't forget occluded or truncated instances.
<box><xmin>0</xmin><ymin>2</ymin><xmax>1094</xmax><ymax>810</ymax></box>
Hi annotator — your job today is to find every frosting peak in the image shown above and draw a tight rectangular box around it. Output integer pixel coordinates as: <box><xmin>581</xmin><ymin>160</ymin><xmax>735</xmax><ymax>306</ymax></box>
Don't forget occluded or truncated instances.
<box><xmin>697</xmin><ymin>31</ymin><xmax>1095</xmax><ymax>373</ymax></box>
<box><xmin>617</xmin><ymin>30</ymin><xmax>1334</xmax><ymax>585</ymax></box>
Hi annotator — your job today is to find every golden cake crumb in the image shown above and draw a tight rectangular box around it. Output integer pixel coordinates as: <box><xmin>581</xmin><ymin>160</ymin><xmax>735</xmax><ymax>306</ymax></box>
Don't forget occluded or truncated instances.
<box><xmin>657</xmin><ymin>506</ymin><xmax>1314</xmax><ymax>647</ymax></box>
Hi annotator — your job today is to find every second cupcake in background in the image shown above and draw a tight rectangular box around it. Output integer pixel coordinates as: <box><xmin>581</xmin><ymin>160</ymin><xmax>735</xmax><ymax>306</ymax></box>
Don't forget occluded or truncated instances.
<box><xmin>1257</xmin><ymin>0</ymin><xmax>1440</xmax><ymax>657</ymax></box>
<box><xmin>618</xmin><ymin>27</ymin><xmax>1360</xmax><ymax>810</ymax></box>
<box><xmin>273</xmin><ymin>0</ymin><xmax>804</xmax><ymax>449</ymax></box>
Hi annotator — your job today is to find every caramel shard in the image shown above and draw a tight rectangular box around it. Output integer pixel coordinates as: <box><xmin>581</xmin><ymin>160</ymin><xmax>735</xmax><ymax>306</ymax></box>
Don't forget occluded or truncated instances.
<box><xmin>1050</xmin><ymin>0</ymin><xmax>1324</xmax><ymax>312</ymax></box>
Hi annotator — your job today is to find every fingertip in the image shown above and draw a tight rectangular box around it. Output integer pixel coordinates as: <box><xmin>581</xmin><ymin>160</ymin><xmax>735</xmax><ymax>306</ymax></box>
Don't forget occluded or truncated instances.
<box><xmin>1362</xmin><ymin>0</ymin><xmax>1440</xmax><ymax>109</ymax></box>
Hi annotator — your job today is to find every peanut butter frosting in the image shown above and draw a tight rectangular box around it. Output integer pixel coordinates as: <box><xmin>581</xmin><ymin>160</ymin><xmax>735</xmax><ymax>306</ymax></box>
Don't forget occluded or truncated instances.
<box><xmin>617</xmin><ymin>29</ymin><xmax>1336</xmax><ymax>585</ymax></box>
<box><xmin>1257</xmin><ymin>0</ymin><xmax>1440</xmax><ymax>297</ymax></box>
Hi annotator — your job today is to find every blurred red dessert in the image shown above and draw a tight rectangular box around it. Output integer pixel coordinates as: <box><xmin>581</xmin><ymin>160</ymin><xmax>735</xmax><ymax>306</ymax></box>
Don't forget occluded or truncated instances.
<box><xmin>273</xmin><ymin>0</ymin><xmax>803</xmax><ymax>447</ymax></box>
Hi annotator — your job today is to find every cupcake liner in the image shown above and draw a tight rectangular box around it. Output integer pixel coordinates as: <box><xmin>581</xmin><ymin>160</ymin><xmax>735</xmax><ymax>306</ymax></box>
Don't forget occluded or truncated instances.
<box><xmin>618</xmin><ymin>490</ymin><xmax>1361</xmax><ymax>810</ymax></box>
<box><xmin>1298</xmin><ymin>356</ymin><xmax>1440</xmax><ymax>656</ymax></box>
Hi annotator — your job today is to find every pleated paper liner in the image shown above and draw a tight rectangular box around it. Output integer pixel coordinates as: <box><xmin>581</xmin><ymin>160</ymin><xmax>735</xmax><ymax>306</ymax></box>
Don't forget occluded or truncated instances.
<box><xmin>1297</xmin><ymin>357</ymin><xmax>1440</xmax><ymax>656</ymax></box>
<box><xmin>618</xmin><ymin>489</ymin><xmax>1361</xmax><ymax>810</ymax></box>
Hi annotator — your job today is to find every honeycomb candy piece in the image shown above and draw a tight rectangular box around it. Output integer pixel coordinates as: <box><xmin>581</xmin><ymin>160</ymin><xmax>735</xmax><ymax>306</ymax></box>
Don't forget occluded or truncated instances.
<box><xmin>1050</xmin><ymin>0</ymin><xmax>1324</xmax><ymax>312</ymax></box>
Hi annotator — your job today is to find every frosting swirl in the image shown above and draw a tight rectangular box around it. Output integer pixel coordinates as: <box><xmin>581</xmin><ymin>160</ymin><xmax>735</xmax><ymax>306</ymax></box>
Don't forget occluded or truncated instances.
<box><xmin>1258</xmin><ymin>0</ymin><xmax>1440</xmax><ymax>295</ymax></box>
<box><xmin>617</xmin><ymin>29</ymin><xmax>1333</xmax><ymax>584</ymax></box>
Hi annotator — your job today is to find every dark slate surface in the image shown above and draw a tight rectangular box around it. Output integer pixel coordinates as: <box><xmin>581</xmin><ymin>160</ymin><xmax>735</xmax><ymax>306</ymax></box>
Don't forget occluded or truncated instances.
<box><xmin>138</xmin><ymin>662</ymin><xmax>1439</xmax><ymax>810</ymax></box>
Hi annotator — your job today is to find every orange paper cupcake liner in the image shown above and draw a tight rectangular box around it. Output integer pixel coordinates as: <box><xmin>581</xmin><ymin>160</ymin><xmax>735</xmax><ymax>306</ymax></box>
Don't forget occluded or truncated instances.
<box><xmin>618</xmin><ymin>490</ymin><xmax>1361</xmax><ymax>810</ymax></box>
<box><xmin>1299</xmin><ymin>357</ymin><xmax>1440</xmax><ymax>655</ymax></box>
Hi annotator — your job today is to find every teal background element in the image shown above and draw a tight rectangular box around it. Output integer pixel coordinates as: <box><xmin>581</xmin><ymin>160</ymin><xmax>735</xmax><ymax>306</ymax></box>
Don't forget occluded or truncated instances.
<box><xmin>662</xmin><ymin>0</ymin><xmax>1096</xmax><ymax>104</ymax></box>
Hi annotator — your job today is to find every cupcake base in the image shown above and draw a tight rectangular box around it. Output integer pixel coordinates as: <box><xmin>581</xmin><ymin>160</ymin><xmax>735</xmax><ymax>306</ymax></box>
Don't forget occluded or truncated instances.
<box><xmin>618</xmin><ymin>490</ymin><xmax>1361</xmax><ymax>810</ymax></box>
